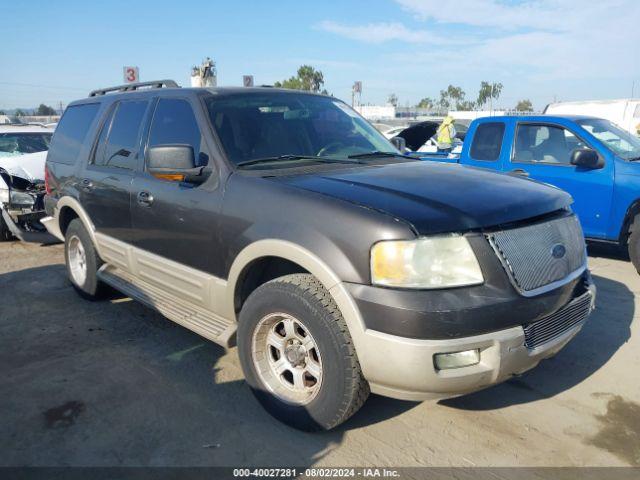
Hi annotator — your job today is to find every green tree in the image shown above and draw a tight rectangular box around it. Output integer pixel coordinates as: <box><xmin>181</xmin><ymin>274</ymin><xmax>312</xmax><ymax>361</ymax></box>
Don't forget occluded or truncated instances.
<box><xmin>457</xmin><ymin>100</ymin><xmax>476</xmax><ymax>111</ymax></box>
<box><xmin>274</xmin><ymin>65</ymin><xmax>326</xmax><ymax>93</ymax></box>
<box><xmin>515</xmin><ymin>99</ymin><xmax>533</xmax><ymax>112</ymax></box>
<box><xmin>36</xmin><ymin>104</ymin><xmax>57</xmax><ymax>116</ymax></box>
<box><xmin>416</xmin><ymin>97</ymin><xmax>434</xmax><ymax>109</ymax></box>
<box><xmin>387</xmin><ymin>93</ymin><xmax>398</xmax><ymax>107</ymax></box>
<box><xmin>439</xmin><ymin>85</ymin><xmax>467</xmax><ymax>110</ymax></box>
<box><xmin>477</xmin><ymin>81</ymin><xmax>503</xmax><ymax>110</ymax></box>
<box><xmin>14</xmin><ymin>109</ymin><xmax>26</xmax><ymax>117</ymax></box>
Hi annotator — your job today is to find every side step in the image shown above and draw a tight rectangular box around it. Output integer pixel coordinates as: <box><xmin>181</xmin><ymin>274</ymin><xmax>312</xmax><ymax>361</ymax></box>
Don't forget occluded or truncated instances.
<box><xmin>98</xmin><ymin>265</ymin><xmax>236</xmax><ymax>347</ymax></box>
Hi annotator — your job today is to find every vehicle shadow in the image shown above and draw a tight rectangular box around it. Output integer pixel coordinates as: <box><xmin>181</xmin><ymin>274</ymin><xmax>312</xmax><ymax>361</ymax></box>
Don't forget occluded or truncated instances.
<box><xmin>0</xmin><ymin>264</ymin><xmax>416</xmax><ymax>467</ymax></box>
<box><xmin>440</xmin><ymin>274</ymin><xmax>633</xmax><ymax>411</ymax></box>
<box><xmin>587</xmin><ymin>241</ymin><xmax>629</xmax><ymax>262</ymax></box>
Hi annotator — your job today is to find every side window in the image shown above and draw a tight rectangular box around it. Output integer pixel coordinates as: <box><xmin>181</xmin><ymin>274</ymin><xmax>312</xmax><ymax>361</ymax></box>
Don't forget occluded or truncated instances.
<box><xmin>47</xmin><ymin>103</ymin><xmax>100</xmax><ymax>165</ymax></box>
<box><xmin>514</xmin><ymin>124</ymin><xmax>586</xmax><ymax>165</ymax></box>
<box><xmin>94</xmin><ymin>100</ymin><xmax>148</xmax><ymax>170</ymax></box>
<box><xmin>469</xmin><ymin>122</ymin><xmax>505</xmax><ymax>161</ymax></box>
<box><xmin>92</xmin><ymin>105</ymin><xmax>116</xmax><ymax>166</ymax></box>
<box><xmin>147</xmin><ymin>98</ymin><xmax>207</xmax><ymax>166</ymax></box>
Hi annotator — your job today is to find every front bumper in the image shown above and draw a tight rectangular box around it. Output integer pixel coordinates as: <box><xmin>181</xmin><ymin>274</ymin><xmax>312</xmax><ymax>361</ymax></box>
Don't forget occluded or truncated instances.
<box><xmin>352</xmin><ymin>277</ymin><xmax>596</xmax><ymax>401</ymax></box>
<box><xmin>1</xmin><ymin>206</ymin><xmax>56</xmax><ymax>243</ymax></box>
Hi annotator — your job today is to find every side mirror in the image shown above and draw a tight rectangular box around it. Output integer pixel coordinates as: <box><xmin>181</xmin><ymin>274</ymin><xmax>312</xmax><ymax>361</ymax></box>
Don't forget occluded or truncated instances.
<box><xmin>147</xmin><ymin>145</ymin><xmax>207</xmax><ymax>183</ymax></box>
<box><xmin>570</xmin><ymin>148</ymin><xmax>604</xmax><ymax>169</ymax></box>
<box><xmin>390</xmin><ymin>136</ymin><xmax>407</xmax><ymax>152</ymax></box>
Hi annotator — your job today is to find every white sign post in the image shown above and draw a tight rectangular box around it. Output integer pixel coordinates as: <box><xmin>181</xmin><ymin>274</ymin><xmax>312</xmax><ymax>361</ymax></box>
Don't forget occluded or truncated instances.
<box><xmin>243</xmin><ymin>75</ymin><xmax>254</xmax><ymax>87</ymax></box>
<box><xmin>123</xmin><ymin>66</ymin><xmax>139</xmax><ymax>83</ymax></box>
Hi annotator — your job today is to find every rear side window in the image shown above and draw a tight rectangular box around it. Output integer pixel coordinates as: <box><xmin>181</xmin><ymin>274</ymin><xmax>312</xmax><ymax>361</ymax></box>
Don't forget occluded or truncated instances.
<box><xmin>47</xmin><ymin>103</ymin><xmax>100</xmax><ymax>165</ymax></box>
<box><xmin>148</xmin><ymin>98</ymin><xmax>206</xmax><ymax>166</ymax></box>
<box><xmin>94</xmin><ymin>100</ymin><xmax>148</xmax><ymax>170</ymax></box>
<box><xmin>469</xmin><ymin>122</ymin><xmax>505</xmax><ymax>161</ymax></box>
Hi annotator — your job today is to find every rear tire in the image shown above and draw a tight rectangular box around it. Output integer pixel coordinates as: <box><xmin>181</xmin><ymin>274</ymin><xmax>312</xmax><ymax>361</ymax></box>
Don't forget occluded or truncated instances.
<box><xmin>237</xmin><ymin>273</ymin><xmax>369</xmax><ymax>431</ymax></box>
<box><xmin>64</xmin><ymin>218</ymin><xmax>106</xmax><ymax>299</ymax></box>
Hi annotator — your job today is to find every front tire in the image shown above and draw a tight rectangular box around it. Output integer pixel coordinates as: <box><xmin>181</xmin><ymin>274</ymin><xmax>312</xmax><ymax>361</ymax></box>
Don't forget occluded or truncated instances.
<box><xmin>64</xmin><ymin>218</ymin><xmax>105</xmax><ymax>299</ymax></box>
<box><xmin>237</xmin><ymin>274</ymin><xmax>369</xmax><ymax>431</ymax></box>
<box><xmin>629</xmin><ymin>215</ymin><xmax>640</xmax><ymax>274</ymax></box>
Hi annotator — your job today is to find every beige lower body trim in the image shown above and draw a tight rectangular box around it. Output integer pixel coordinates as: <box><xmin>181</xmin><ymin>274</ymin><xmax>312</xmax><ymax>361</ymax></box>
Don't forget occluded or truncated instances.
<box><xmin>352</xmin><ymin>321</ymin><xmax>583</xmax><ymax>402</ymax></box>
<box><xmin>92</xmin><ymin>233</ymin><xmax>234</xmax><ymax>346</ymax></box>
<box><xmin>41</xmin><ymin>216</ymin><xmax>64</xmax><ymax>241</ymax></box>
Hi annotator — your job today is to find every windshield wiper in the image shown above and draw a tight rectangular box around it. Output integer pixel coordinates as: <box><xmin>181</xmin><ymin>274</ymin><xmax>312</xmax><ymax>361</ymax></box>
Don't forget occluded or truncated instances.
<box><xmin>236</xmin><ymin>155</ymin><xmax>362</xmax><ymax>168</ymax></box>
<box><xmin>347</xmin><ymin>151</ymin><xmax>410</xmax><ymax>160</ymax></box>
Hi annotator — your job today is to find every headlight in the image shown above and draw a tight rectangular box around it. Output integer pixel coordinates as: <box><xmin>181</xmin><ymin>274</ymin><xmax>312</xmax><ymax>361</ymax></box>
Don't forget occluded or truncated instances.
<box><xmin>9</xmin><ymin>190</ymin><xmax>35</xmax><ymax>207</ymax></box>
<box><xmin>371</xmin><ymin>235</ymin><xmax>484</xmax><ymax>289</ymax></box>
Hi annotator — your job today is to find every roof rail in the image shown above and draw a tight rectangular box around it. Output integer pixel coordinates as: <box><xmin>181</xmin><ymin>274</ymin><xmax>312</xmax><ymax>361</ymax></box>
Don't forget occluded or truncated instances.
<box><xmin>89</xmin><ymin>79</ymin><xmax>179</xmax><ymax>97</ymax></box>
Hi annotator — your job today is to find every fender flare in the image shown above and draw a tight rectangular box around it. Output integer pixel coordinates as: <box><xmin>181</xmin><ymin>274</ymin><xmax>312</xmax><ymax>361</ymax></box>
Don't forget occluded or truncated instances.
<box><xmin>619</xmin><ymin>198</ymin><xmax>640</xmax><ymax>243</ymax></box>
<box><xmin>49</xmin><ymin>196</ymin><xmax>97</xmax><ymax>245</ymax></box>
<box><xmin>225</xmin><ymin>238</ymin><xmax>368</xmax><ymax>352</ymax></box>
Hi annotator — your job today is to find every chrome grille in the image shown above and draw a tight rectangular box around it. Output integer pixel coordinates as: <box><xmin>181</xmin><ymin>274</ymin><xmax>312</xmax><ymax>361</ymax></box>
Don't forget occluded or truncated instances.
<box><xmin>487</xmin><ymin>214</ymin><xmax>586</xmax><ymax>295</ymax></box>
<box><xmin>523</xmin><ymin>290</ymin><xmax>593</xmax><ymax>350</ymax></box>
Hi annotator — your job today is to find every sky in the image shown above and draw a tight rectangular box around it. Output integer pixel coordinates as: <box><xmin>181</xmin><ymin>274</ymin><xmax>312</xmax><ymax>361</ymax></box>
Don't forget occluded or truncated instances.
<box><xmin>1</xmin><ymin>0</ymin><xmax>639</xmax><ymax>111</ymax></box>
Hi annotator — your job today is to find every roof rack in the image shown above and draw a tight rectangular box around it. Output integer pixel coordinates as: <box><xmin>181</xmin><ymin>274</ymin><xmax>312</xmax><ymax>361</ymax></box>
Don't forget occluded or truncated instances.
<box><xmin>89</xmin><ymin>79</ymin><xmax>179</xmax><ymax>97</ymax></box>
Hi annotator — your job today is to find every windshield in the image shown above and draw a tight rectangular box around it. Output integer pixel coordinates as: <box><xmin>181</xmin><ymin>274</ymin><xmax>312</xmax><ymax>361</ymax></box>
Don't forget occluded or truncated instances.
<box><xmin>577</xmin><ymin>118</ymin><xmax>640</xmax><ymax>160</ymax></box>
<box><xmin>0</xmin><ymin>132</ymin><xmax>52</xmax><ymax>157</ymax></box>
<box><xmin>205</xmin><ymin>92</ymin><xmax>398</xmax><ymax>168</ymax></box>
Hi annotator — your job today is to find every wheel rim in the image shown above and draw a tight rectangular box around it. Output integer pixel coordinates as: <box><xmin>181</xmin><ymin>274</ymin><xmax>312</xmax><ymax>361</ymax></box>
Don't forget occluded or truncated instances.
<box><xmin>251</xmin><ymin>312</ymin><xmax>323</xmax><ymax>405</ymax></box>
<box><xmin>68</xmin><ymin>235</ymin><xmax>87</xmax><ymax>287</ymax></box>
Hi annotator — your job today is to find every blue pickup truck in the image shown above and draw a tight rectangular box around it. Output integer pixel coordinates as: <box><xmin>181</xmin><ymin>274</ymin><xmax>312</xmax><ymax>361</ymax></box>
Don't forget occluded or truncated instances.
<box><xmin>414</xmin><ymin>115</ymin><xmax>640</xmax><ymax>272</ymax></box>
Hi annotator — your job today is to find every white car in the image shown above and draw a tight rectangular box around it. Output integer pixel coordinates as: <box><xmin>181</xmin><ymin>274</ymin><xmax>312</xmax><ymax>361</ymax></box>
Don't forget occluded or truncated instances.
<box><xmin>0</xmin><ymin>124</ymin><xmax>53</xmax><ymax>241</ymax></box>
<box><xmin>383</xmin><ymin>126</ymin><xmax>409</xmax><ymax>139</ymax></box>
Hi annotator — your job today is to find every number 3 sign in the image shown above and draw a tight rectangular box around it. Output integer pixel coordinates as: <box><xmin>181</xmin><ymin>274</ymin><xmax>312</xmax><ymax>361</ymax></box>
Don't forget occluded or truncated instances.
<box><xmin>123</xmin><ymin>66</ymin><xmax>139</xmax><ymax>83</ymax></box>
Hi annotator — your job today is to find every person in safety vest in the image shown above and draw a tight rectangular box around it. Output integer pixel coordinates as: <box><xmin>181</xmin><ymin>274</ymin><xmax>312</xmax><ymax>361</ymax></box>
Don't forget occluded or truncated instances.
<box><xmin>436</xmin><ymin>116</ymin><xmax>457</xmax><ymax>152</ymax></box>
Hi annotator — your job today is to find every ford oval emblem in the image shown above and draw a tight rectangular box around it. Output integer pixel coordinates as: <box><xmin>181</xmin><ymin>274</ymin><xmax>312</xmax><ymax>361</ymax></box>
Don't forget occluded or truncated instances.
<box><xmin>552</xmin><ymin>244</ymin><xmax>566</xmax><ymax>259</ymax></box>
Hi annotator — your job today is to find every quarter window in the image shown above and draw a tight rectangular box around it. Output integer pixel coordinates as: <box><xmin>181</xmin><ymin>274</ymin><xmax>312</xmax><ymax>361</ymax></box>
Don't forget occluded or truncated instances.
<box><xmin>94</xmin><ymin>100</ymin><xmax>148</xmax><ymax>170</ymax></box>
<box><xmin>469</xmin><ymin>122</ymin><xmax>505</xmax><ymax>161</ymax></box>
<box><xmin>47</xmin><ymin>103</ymin><xmax>100</xmax><ymax>165</ymax></box>
<box><xmin>514</xmin><ymin>124</ymin><xmax>586</xmax><ymax>165</ymax></box>
<box><xmin>148</xmin><ymin>98</ymin><xmax>206</xmax><ymax>166</ymax></box>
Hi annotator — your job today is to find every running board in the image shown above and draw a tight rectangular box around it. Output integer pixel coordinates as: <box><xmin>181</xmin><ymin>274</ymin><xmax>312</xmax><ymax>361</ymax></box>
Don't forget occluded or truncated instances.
<box><xmin>98</xmin><ymin>265</ymin><xmax>236</xmax><ymax>347</ymax></box>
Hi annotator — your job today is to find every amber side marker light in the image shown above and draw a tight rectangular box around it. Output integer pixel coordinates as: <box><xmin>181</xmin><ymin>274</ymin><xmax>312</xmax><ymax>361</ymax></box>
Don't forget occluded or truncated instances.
<box><xmin>153</xmin><ymin>173</ymin><xmax>185</xmax><ymax>182</ymax></box>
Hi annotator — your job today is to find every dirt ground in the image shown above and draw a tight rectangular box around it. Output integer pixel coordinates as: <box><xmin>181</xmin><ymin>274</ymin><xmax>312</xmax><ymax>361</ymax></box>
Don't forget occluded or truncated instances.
<box><xmin>0</xmin><ymin>240</ymin><xmax>638</xmax><ymax>467</ymax></box>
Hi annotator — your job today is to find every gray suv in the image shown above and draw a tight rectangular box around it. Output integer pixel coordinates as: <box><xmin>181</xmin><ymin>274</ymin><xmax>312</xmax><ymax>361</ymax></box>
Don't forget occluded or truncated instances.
<box><xmin>43</xmin><ymin>80</ymin><xmax>596</xmax><ymax>431</ymax></box>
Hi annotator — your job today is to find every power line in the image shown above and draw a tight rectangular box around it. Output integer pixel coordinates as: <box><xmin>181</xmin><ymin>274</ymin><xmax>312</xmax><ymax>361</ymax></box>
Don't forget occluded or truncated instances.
<box><xmin>0</xmin><ymin>81</ymin><xmax>86</xmax><ymax>92</ymax></box>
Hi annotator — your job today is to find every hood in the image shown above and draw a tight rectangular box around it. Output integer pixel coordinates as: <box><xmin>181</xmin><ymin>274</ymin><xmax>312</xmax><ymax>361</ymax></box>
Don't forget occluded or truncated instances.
<box><xmin>0</xmin><ymin>151</ymin><xmax>47</xmax><ymax>182</ymax></box>
<box><xmin>273</xmin><ymin>161</ymin><xmax>572</xmax><ymax>235</ymax></box>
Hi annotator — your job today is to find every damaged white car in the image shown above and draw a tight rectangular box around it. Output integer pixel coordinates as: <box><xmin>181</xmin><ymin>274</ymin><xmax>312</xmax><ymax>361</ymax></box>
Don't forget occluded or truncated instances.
<box><xmin>0</xmin><ymin>125</ymin><xmax>53</xmax><ymax>241</ymax></box>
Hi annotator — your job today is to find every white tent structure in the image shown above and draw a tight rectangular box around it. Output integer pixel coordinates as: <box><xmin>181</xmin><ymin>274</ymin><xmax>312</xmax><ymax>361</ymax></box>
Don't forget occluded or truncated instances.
<box><xmin>545</xmin><ymin>99</ymin><xmax>640</xmax><ymax>136</ymax></box>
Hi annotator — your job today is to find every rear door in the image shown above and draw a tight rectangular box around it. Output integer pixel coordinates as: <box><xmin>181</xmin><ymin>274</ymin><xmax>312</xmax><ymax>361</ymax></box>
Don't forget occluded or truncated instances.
<box><xmin>80</xmin><ymin>99</ymin><xmax>150</xmax><ymax>242</ymax></box>
<box><xmin>130</xmin><ymin>96</ymin><xmax>221</xmax><ymax>272</ymax></box>
<box><xmin>509</xmin><ymin>122</ymin><xmax>614</xmax><ymax>238</ymax></box>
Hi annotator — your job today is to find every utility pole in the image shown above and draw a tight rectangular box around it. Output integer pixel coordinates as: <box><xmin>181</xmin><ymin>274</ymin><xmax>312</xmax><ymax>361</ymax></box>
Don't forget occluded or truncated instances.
<box><xmin>58</xmin><ymin>101</ymin><xmax>64</xmax><ymax>115</ymax></box>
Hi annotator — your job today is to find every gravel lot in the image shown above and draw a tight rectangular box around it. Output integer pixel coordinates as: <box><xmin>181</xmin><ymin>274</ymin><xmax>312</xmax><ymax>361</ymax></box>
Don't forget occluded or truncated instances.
<box><xmin>0</xmin><ymin>240</ymin><xmax>638</xmax><ymax>467</ymax></box>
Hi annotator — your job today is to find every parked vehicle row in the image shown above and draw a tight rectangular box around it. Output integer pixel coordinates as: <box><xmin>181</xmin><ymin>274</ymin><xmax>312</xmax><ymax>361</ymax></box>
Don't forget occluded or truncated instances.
<box><xmin>416</xmin><ymin>115</ymin><xmax>640</xmax><ymax>272</ymax></box>
<box><xmin>41</xmin><ymin>81</ymin><xmax>595</xmax><ymax>431</ymax></box>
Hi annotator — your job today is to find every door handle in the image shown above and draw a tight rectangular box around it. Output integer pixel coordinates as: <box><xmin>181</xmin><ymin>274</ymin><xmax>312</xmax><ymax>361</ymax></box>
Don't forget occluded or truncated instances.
<box><xmin>509</xmin><ymin>169</ymin><xmax>530</xmax><ymax>177</ymax></box>
<box><xmin>80</xmin><ymin>178</ymin><xmax>94</xmax><ymax>191</ymax></box>
<box><xmin>137</xmin><ymin>191</ymin><xmax>154</xmax><ymax>207</ymax></box>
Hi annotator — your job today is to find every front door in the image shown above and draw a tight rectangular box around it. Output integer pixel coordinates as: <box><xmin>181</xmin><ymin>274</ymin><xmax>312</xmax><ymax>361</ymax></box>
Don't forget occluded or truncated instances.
<box><xmin>80</xmin><ymin>99</ymin><xmax>150</xmax><ymax>242</ymax></box>
<box><xmin>509</xmin><ymin>122</ymin><xmax>614</xmax><ymax>239</ymax></box>
<box><xmin>130</xmin><ymin>96</ymin><xmax>222</xmax><ymax>273</ymax></box>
